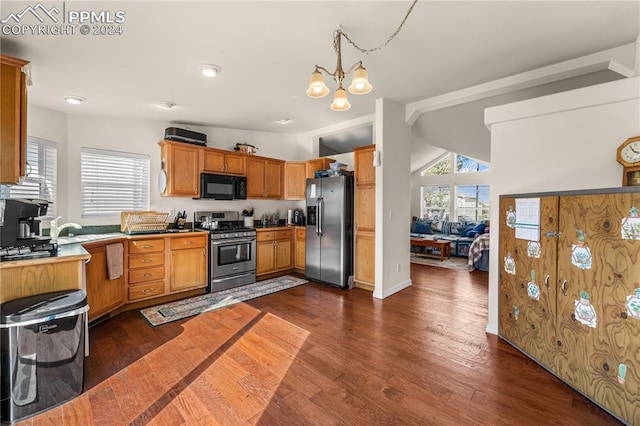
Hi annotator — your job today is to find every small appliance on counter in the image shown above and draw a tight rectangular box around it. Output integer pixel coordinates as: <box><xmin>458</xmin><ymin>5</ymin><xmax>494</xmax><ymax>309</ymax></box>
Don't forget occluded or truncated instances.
<box><xmin>0</xmin><ymin>199</ymin><xmax>57</xmax><ymax>261</ymax></box>
<box><xmin>292</xmin><ymin>208</ymin><xmax>305</xmax><ymax>226</ymax></box>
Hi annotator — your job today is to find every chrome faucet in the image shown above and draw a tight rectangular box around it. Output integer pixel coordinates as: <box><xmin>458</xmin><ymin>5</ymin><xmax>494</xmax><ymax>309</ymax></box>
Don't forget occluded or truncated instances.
<box><xmin>50</xmin><ymin>216</ymin><xmax>82</xmax><ymax>239</ymax></box>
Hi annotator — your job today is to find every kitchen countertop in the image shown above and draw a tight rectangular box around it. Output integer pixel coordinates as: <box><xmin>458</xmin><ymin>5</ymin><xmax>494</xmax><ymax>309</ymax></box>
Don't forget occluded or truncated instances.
<box><xmin>254</xmin><ymin>224</ymin><xmax>305</xmax><ymax>230</ymax></box>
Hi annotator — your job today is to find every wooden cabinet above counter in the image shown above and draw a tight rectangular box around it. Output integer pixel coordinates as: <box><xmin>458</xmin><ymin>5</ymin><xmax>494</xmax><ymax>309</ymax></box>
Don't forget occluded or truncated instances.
<box><xmin>159</xmin><ymin>139</ymin><xmax>339</xmax><ymax>200</ymax></box>
<box><xmin>1</xmin><ymin>54</ymin><xmax>29</xmax><ymax>184</ymax></box>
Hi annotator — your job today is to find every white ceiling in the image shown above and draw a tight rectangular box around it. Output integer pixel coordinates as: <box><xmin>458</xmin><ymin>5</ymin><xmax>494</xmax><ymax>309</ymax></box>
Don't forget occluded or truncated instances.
<box><xmin>1</xmin><ymin>1</ymin><xmax>639</xmax><ymax>141</ymax></box>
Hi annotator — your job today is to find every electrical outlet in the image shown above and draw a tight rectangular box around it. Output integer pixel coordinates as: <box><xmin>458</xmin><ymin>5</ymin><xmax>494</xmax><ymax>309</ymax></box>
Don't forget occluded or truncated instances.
<box><xmin>169</xmin><ymin>208</ymin><xmax>176</xmax><ymax>218</ymax></box>
<box><xmin>396</xmin><ymin>263</ymin><xmax>401</xmax><ymax>272</ymax></box>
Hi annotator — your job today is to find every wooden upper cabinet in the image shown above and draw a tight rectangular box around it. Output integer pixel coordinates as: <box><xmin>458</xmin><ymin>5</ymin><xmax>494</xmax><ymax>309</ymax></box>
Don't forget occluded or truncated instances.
<box><xmin>284</xmin><ymin>161</ymin><xmax>307</xmax><ymax>200</ymax></box>
<box><xmin>306</xmin><ymin>157</ymin><xmax>334</xmax><ymax>179</ymax></box>
<box><xmin>159</xmin><ymin>140</ymin><xmax>201</xmax><ymax>197</ymax></box>
<box><xmin>1</xmin><ymin>54</ymin><xmax>29</xmax><ymax>184</ymax></box>
<box><xmin>354</xmin><ymin>145</ymin><xmax>375</xmax><ymax>185</ymax></box>
<box><xmin>201</xmin><ymin>148</ymin><xmax>246</xmax><ymax>175</ymax></box>
<box><xmin>247</xmin><ymin>156</ymin><xmax>283</xmax><ymax>199</ymax></box>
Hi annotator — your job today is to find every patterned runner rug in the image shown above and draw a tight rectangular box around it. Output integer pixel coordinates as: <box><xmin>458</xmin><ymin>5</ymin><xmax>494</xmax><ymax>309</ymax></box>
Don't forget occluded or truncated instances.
<box><xmin>410</xmin><ymin>254</ymin><xmax>470</xmax><ymax>271</ymax></box>
<box><xmin>140</xmin><ymin>275</ymin><xmax>307</xmax><ymax>326</ymax></box>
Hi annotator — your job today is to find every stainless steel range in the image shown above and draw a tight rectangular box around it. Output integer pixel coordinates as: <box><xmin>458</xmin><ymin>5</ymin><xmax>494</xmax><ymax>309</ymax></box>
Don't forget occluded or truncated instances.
<box><xmin>194</xmin><ymin>211</ymin><xmax>256</xmax><ymax>292</ymax></box>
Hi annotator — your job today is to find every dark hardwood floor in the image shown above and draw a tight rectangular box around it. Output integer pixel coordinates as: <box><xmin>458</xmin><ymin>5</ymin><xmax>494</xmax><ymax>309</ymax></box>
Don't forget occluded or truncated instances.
<box><xmin>17</xmin><ymin>264</ymin><xmax>621</xmax><ymax>425</ymax></box>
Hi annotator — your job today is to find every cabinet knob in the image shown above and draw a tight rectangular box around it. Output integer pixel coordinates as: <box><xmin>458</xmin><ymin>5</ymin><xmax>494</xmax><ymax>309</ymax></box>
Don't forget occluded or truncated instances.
<box><xmin>185</xmin><ymin>241</ymin><xmax>193</xmax><ymax>245</ymax></box>
<box><xmin>560</xmin><ymin>279</ymin><xmax>568</xmax><ymax>297</ymax></box>
<box><xmin>143</xmin><ymin>273</ymin><xmax>151</xmax><ymax>277</ymax></box>
<box><xmin>142</xmin><ymin>259</ymin><xmax>152</xmax><ymax>263</ymax></box>
<box><xmin>142</xmin><ymin>245</ymin><xmax>153</xmax><ymax>249</ymax></box>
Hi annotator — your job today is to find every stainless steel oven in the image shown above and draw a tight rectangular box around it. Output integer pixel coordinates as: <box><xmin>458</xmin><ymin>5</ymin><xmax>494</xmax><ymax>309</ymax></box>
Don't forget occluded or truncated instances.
<box><xmin>194</xmin><ymin>210</ymin><xmax>256</xmax><ymax>292</ymax></box>
<box><xmin>210</xmin><ymin>234</ymin><xmax>256</xmax><ymax>291</ymax></box>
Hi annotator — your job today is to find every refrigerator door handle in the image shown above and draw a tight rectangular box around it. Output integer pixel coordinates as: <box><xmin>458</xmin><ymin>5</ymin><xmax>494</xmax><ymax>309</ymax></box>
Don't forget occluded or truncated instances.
<box><xmin>318</xmin><ymin>197</ymin><xmax>324</xmax><ymax>236</ymax></box>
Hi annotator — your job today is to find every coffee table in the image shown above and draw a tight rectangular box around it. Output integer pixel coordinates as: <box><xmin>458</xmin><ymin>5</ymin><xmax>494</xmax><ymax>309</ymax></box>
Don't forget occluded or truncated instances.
<box><xmin>410</xmin><ymin>238</ymin><xmax>451</xmax><ymax>261</ymax></box>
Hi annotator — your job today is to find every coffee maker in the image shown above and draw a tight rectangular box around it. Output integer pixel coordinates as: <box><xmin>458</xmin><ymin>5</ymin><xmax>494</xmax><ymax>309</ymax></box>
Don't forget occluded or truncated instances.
<box><xmin>292</xmin><ymin>208</ymin><xmax>305</xmax><ymax>225</ymax></box>
<box><xmin>0</xmin><ymin>199</ymin><xmax>49</xmax><ymax>249</ymax></box>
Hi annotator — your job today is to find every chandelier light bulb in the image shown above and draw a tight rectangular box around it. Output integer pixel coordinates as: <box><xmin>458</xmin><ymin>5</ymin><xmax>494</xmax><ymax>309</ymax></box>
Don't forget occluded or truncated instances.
<box><xmin>306</xmin><ymin>68</ymin><xmax>329</xmax><ymax>98</ymax></box>
<box><xmin>330</xmin><ymin>86</ymin><xmax>351</xmax><ymax>111</ymax></box>
<box><xmin>348</xmin><ymin>64</ymin><xmax>372</xmax><ymax>95</ymax></box>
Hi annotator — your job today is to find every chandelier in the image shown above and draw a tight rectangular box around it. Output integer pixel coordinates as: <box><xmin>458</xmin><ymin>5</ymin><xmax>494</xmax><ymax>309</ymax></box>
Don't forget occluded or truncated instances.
<box><xmin>306</xmin><ymin>0</ymin><xmax>419</xmax><ymax>111</ymax></box>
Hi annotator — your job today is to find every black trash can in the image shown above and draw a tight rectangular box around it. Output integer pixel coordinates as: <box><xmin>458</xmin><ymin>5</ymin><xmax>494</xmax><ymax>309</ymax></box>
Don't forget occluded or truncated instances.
<box><xmin>0</xmin><ymin>290</ymin><xmax>88</xmax><ymax>424</ymax></box>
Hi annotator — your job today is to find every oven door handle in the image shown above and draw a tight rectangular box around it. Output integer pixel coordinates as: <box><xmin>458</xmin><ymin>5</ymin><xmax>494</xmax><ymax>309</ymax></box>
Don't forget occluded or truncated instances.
<box><xmin>211</xmin><ymin>238</ymin><xmax>255</xmax><ymax>245</ymax></box>
<box><xmin>212</xmin><ymin>272</ymin><xmax>255</xmax><ymax>283</ymax></box>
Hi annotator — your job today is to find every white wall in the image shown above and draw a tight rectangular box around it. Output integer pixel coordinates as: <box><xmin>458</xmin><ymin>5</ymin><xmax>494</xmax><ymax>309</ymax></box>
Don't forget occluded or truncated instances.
<box><xmin>374</xmin><ymin>98</ymin><xmax>412</xmax><ymax>299</ymax></box>
<box><xmin>485</xmin><ymin>76</ymin><xmax>640</xmax><ymax>334</ymax></box>
<box><xmin>27</xmin><ymin>108</ymin><xmax>304</xmax><ymax>227</ymax></box>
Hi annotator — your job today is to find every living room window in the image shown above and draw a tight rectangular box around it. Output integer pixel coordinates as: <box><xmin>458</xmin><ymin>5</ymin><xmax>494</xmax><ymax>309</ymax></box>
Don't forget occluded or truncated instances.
<box><xmin>419</xmin><ymin>152</ymin><xmax>490</xmax><ymax>222</ymax></box>
<box><xmin>81</xmin><ymin>148</ymin><xmax>150</xmax><ymax>217</ymax></box>
<box><xmin>421</xmin><ymin>185</ymin><xmax>451</xmax><ymax>220</ymax></box>
<box><xmin>0</xmin><ymin>137</ymin><xmax>57</xmax><ymax>218</ymax></box>
<box><xmin>456</xmin><ymin>184</ymin><xmax>490</xmax><ymax>222</ymax></box>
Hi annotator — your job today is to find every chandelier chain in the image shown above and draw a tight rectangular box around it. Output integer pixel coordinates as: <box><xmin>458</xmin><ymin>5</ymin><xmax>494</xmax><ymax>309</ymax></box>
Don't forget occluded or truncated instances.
<box><xmin>336</xmin><ymin>0</ymin><xmax>418</xmax><ymax>55</ymax></box>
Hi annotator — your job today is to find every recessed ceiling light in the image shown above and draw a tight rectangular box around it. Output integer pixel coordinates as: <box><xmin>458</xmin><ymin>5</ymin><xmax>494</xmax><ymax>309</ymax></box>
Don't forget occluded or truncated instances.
<box><xmin>64</xmin><ymin>96</ymin><xmax>86</xmax><ymax>105</ymax></box>
<box><xmin>156</xmin><ymin>101</ymin><xmax>176</xmax><ymax>110</ymax></box>
<box><xmin>276</xmin><ymin>118</ymin><xmax>292</xmax><ymax>125</ymax></box>
<box><xmin>201</xmin><ymin>64</ymin><xmax>222</xmax><ymax>78</ymax></box>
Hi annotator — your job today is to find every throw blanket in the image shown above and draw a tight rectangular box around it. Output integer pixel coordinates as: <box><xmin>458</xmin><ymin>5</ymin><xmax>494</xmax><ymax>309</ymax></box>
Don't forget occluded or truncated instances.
<box><xmin>468</xmin><ymin>233</ymin><xmax>490</xmax><ymax>269</ymax></box>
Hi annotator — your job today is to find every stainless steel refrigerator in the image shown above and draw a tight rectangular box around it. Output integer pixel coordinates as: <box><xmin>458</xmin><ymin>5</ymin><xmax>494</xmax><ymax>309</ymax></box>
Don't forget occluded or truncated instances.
<box><xmin>305</xmin><ymin>176</ymin><xmax>354</xmax><ymax>288</ymax></box>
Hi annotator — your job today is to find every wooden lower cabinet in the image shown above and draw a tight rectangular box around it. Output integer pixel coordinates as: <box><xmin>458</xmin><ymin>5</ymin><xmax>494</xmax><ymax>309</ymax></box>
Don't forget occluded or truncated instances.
<box><xmin>85</xmin><ymin>243</ymin><xmax>126</xmax><ymax>322</ymax></box>
<box><xmin>127</xmin><ymin>237</ymin><xmax>166</xmax><ymax>302</ymax></box>
<box><xmin>169</xmin><ymin>235</ymin><xmax>207</xmax><ymax>292</ymax></box>
<box><xmin>295</xmin><ymin>227</ymin><xmax>305</xmax><ymax>270</ymax></box>
<box><xmin>256</xmin><ymin>229</ymin><xmax>293</xmax><ymax>276</ymax></box>
<box><xmin>0</xmin><ymin>256</ymin><xmax>88</xmax><ymax>304</ymax></box>
<box><xmin>499</xmin><ymin>189</ymin><xmax>640</xmax><ymax>424</ymax></box>
<box><xmin>354</xmin><ymin>233</ymin><xmax>375</xmax><ymax>290</ymax></box>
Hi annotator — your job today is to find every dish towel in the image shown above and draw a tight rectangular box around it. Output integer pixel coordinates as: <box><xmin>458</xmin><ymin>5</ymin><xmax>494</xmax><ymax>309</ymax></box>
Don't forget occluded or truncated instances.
<box><xmin>106</xmin><ymin>243</ymin><xmax>124</xmax><ymax>280</ymax></box>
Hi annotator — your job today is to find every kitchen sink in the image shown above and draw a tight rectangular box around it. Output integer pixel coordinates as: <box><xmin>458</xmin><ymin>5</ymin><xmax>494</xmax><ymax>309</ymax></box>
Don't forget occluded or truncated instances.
<box><xmin>56</xmin><ymin>233</ymin><xmax>123</xmax><ymax>245</ymax></box>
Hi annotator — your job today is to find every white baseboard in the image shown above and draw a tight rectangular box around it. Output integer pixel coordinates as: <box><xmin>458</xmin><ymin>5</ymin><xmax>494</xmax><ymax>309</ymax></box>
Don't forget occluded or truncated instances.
<box><xmin>373</xmin><ymin>279</ymin><xmax>412</xmax><ymax>299</ymax></box>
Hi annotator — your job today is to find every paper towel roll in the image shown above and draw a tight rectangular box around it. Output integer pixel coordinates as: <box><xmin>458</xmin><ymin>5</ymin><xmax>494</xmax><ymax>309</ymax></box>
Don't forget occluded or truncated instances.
<box><xmin>287</xmin><ymin>209</ymin><xmax>292</xmax><ymax>225</ymax></box>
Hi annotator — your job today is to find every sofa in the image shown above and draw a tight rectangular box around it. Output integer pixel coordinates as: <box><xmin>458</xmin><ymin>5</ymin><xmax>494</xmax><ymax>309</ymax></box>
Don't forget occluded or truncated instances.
<box><xmin>410</xmin><ymin>217</ymin><xmax>487</xmax><ymax>257</ymax></box>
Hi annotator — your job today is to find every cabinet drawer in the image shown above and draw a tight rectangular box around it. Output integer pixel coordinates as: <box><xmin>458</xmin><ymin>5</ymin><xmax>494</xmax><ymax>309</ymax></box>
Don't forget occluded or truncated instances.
<box><xmin>129</xmin><ymin>239</ymin><xmax>165</xmax><ymax>254</ymax></box>
<box><xmin>257</xmin><ymin>231</ymin><xmax>275</xmax><ymax>241</ymax></box>
<box><xmin>128</xmin><ymin>281</ymin><xmax>165</xmax><ymax>301</ymax></box>
<box><xmin>275</xmin><ymin>230</ymin><xmax>292</xmax><ymax>240</ymax></box>
<box><xmin>170</xmin><ymin>235</ymin><xmax>206</xmax><ymax>250</ymax></box>
<box><xmin>128</xmin><ymin>252</ymin><xmax>164</xmax><ymax>269</ymax></box>
<box><xmin>129</xmin><ymin>266</ymin><xmax>165</xmax><ymax>284</ymax></box>
<box><xmin>296</xmin><ymin>228</ymin><xmax>305</xmax><ymax>239</ymax></box>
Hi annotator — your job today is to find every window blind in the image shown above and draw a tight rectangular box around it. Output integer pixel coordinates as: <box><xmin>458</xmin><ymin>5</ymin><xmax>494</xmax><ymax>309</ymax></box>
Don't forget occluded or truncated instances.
<box><xmin>0</xmin><ymin>137</ymin><xmax>57</xmax><ymax>218</ymax></box>
<box><xmin>81</xmin><ymin>148</ymin><xmax>150</xmax><ymax>217</ymax></box>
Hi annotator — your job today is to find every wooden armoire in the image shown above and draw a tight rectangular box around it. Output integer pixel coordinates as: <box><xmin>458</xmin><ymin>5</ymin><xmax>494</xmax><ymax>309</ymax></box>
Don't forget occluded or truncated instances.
<box><xmin>499</xmin><ymin>188</ymin><xmax>640</xmax><ymax>424</ymax></box>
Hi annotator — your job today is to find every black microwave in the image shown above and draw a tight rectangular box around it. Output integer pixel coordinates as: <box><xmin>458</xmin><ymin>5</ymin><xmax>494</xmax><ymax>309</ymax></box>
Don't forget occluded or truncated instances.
<box><xmin>199</xmin><ymin>173</ymin><xmax>246</xmax><ymax>200</ymax></box>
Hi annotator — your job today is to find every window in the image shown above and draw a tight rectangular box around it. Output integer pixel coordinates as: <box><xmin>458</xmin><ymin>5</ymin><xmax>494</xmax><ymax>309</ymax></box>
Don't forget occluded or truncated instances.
<box><xmin>420</xmin><ymin>151</ymin><xmax>490</xmax><ymax>222</ymax></box>
<box><xmin>0</xmin><ymin>137</ymin><xmax>57</xmax><ymax>218</ymax></box>
<box><xmin>456</xmin><ymin>185</ymin><xmax>490</xmax><ymax>222</ymax></box>
<box><xmin>81</xmin><ymin>148</ymin><xmax>150</xmax><ymax>217</ymax></box>
<box><xmin>421</xmin><ymin>154</ymin><xmax>451</xmax><ymax>176</ymax></box>
<box><xmin>455</xmin><ymin>154</ymin><xmax>490</xmax><ymax>173</ymax></box>
<box><xmin>421</xmin><ymin>185</ymin><xmax>450</xmax><ymax>220</ymax></box>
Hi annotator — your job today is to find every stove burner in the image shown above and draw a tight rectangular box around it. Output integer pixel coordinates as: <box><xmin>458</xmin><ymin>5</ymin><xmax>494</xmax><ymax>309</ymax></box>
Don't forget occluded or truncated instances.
<box><xmin>0</xmin><ymin>241</ymin><xmax>58</xmax><ymax>262</ymax></box>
